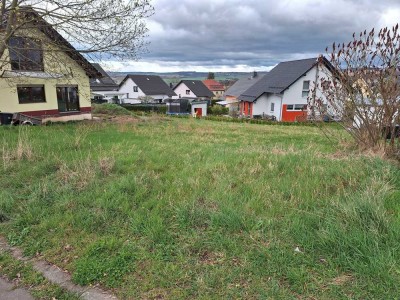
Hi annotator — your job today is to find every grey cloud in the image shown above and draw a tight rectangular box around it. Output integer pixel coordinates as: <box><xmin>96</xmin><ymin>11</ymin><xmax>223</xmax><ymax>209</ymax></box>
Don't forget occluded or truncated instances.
<box><xmin>136</xmin><ymin>0</ymin><xmax>400</xmax><ymax>70</ymax></box>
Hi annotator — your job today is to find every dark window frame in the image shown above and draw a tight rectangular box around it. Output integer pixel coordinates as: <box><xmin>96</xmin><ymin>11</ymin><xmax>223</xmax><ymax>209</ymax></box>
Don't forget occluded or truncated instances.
<box><xmin>56</xmin><ymin>86</ymin><xmax>80</xmax><ymax>112</ymax></box>
<box><xmin>133</xmin><ymin>86</ymin><xmax>138</xmax><ymax>92</ymax></box>
<box><xmin>186</xmin><ymin>90</ymin><xmax>190</xmax><ymax>95</ymax></box>
<box><xmin>8</xmin><ymin>36</ymin><xmax>44</xmax><ymax>72</ymax></box>
<box><xmin>17</xmin><ymin>85</ymin><xmax>46</xmax><ymax>104</ymax></box>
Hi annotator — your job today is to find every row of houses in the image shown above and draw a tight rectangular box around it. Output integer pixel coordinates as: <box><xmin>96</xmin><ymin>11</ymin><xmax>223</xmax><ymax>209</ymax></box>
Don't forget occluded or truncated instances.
<box><xmin>91</xmin><ymin>70</ymin><xmax>221</xmax><ymax>105</ymax></box>
<box><xmin>0</xmin><ymin>7</ymin><xmax>333</xmax><ymax>124</ymax></box>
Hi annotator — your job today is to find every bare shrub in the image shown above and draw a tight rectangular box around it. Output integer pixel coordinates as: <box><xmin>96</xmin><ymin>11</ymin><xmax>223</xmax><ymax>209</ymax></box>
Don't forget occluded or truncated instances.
<box><xmin>310</xmin><ymin>26</ymin><xmax>400</xmax><ymax>160</ymax></box>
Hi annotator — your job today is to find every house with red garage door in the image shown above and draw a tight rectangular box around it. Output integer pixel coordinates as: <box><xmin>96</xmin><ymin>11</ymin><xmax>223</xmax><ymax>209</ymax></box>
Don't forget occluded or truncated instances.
<box><xmin>238</xmin><ymin>57</ymin><xmax>334</xmax><ymax>121</ymax></box>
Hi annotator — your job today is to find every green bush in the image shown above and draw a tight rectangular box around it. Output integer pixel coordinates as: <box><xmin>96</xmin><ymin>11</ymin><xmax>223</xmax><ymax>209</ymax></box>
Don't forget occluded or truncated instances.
<box><xmin>204</xmin><ymin>115</ymin><xmax>316</xmax><ymax>126</ymax></box>
<box><xmin>208</xmin><ymin>105</ymin><xmax>229</xmax><ymax>115</ymax></box>
<box><xmin>92</xmin><ymin>103</ymin><xmax>132</xmax><ymax>116</ymax></box>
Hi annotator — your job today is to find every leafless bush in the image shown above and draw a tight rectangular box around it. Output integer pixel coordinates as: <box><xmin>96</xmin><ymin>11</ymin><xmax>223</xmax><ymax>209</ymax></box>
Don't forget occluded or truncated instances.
<box><xmin>310</xmin><ymin>26</ymin><xmax>400</xmax><ymax>160</ymax></box>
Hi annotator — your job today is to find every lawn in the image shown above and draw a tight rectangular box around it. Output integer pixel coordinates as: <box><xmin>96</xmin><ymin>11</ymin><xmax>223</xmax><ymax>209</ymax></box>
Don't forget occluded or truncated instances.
<box><xmin>0</xmin><ymin>116</ymin><xmax>399</xmax><ymax>299</ymax></box>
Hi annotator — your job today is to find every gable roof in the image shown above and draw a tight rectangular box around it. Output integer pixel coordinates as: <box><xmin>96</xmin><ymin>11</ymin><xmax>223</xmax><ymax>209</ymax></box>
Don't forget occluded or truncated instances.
<box><xmin>225</xmin><ymin>73</ymin><xmax>265</xmax><ymax>98</ymax></box>
<box><xmin>12</xmin><ymin>7</ymin><xmax>101</xmax><ymax>78</ymax></box>
<box><xmin>238</xmin><ymin>57</ymin><xmax>332</xmax><ymax>102</ymax></box>
<box><xmin>90</xmin><ymin>64</ymin><xmax>119</xmax><ymax>91</ymax></box>
<box><xmin>120</xmin><ymin>75</ymin><xmax>176</xmax><ymax>96</ymax></box>
<box><xmin>203</xmin><ymin>79</ymin><xmax>225</xmax><ymax>91</ymax></box>
<box><xmin>174</xmin><ymin>80</ymin><xmax>214</xmax><ymax>98</ymax></box>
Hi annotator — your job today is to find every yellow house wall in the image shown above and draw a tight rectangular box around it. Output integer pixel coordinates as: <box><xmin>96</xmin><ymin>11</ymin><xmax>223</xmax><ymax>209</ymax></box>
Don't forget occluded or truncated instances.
<box><xmin>0</xmin><ymin>29</ymin><xmax>91</xmax><ymax>114</ymax></box>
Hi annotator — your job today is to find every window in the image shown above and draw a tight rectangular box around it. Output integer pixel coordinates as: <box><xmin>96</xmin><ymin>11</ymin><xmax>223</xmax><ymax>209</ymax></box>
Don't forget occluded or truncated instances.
<box><xmin>17</xmin><ymin>86</ymin><xmax>46</xmax><ymax>104</ymax></box>
<box><xmin>186</xmin><ymin>90</ymin><xmax>190</xmax><ymax>95</ymax></box>
<box><xmin>302</xmin><ymin>80</ymin><xmax>310</xmax><ymax>97</ymax></box>
<box><xmin>133</xmin><ymin>86</ymin><xmax>138</xmax><ymax>92</ymax></box>
<box><xmin>270</xmin><ymin>102</ymin><xmax>275</xmax><ymax>112</ymax></box>
<box><xmin>8</xmin><ymin>37</ymin><xmax>43</xmax><ymax>71</ymax></box>
<box><xmin>286</xmin><ymin>104</ymin><xmax>306</xmax><ymax>111</ymax></box>
<box><xmin>56</xmin><ymin>86</ymin><xmax>80</xmax><ymax>112</ymax></box>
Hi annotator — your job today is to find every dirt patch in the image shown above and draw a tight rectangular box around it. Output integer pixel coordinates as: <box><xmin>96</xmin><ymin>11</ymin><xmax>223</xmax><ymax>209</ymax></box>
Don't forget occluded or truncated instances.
<box><xmin>330</xmin><ymin>274</ymin><xmax>353</xmax><ymax>286</ymax></box>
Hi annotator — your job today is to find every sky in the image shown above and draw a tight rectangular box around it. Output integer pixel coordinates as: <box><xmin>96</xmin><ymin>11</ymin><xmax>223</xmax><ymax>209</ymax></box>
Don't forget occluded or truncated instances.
<box><xmin>104</xmin><ymin>0</ymin><xmax>400</xmax><ymax>73</ymax></box>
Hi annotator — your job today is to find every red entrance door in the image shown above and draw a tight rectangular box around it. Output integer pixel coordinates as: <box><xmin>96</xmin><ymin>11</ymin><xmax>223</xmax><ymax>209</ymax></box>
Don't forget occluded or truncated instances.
<box><xmin>195</xmin><ymin>108</ymin><xmax>202</xmax><ymax>117</ymax></box>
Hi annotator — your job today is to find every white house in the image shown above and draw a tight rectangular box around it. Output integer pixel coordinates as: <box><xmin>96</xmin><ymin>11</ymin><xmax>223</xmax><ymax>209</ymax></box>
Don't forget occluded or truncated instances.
<box><xmin>118</xmin><ymin>75</ymin><xmax>176</xmax><ymax>104</ymax></box>
<box><xmin>173</xmin><ymin>80</ymin><xmax>214</xmax><ymax>100</ymax></box>
<box><xmin>238</xmin><ymin>57</ymin><xmax>334</xmax><ymax>122</ymax></box>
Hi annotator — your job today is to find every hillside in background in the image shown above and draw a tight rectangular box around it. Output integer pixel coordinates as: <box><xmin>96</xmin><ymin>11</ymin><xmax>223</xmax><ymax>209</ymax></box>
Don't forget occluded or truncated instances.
<box><xmin>110</xmin><ymin>71</ymin><xmax>260</xmax><ymax>85</ymax></box>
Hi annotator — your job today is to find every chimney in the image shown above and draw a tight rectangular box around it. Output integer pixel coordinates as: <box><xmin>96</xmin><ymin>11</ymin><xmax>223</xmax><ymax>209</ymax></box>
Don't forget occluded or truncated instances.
<box><xmin>253</xmin><ymin>71</ymin><xmax>258</xmax><ymax>78</ymax></box>
<box><xmin>169</xmin><ymin>83</ymin><xmax>173</xmax><ymax>88</ymax></box>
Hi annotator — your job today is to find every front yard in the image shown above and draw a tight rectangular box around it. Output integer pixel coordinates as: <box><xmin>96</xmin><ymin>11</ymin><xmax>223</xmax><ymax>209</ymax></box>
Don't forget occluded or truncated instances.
<box><xmin>0</xmin><ymin>116</ymin><xmax>399</xmax><ymax>299</ymax></box>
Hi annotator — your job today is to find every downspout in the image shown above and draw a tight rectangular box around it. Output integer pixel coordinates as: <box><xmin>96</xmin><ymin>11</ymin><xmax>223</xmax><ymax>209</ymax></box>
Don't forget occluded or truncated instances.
<box><xmin>279</xmin><ymin>94</ymin><xmax>283</xmax><ymax>121</ymax></box>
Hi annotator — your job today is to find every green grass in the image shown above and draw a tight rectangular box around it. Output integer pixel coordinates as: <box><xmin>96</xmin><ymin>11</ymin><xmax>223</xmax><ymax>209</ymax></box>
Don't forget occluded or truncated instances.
<box><xmin>0</xmin><ymin>252</ymin><xmax>80</xmax><ymax>299</ymax></box>
<box><xmin>0</xmin><ymin>117</ymin><xmax>399</xmax><ymax>299</ymax></box>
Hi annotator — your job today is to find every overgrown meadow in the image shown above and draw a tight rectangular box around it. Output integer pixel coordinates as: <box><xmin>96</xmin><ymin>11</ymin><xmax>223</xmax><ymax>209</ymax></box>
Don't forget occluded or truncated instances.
<box><xmin>0</xmin><ymin>116</ymin><xmax>399</xmax><ymax>299</ymax></box>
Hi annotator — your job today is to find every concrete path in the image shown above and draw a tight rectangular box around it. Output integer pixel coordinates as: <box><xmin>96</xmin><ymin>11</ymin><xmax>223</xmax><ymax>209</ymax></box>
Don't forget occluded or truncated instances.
<box><xmin>0</xmin><ymin>237</ymin><xmax>117</xmax><ymax>300</ymax></box>
<box><xmin>0</xmin><ymin>277</ymin><xmax>34</xmax><ymax>300</ymax></box>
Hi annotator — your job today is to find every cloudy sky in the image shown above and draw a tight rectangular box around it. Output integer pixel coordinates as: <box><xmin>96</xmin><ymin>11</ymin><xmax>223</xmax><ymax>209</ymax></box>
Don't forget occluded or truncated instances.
<box><xmin>106</xmin><ymin>0</ymin><xmax>400</xmax><ymax>72</ymax></box>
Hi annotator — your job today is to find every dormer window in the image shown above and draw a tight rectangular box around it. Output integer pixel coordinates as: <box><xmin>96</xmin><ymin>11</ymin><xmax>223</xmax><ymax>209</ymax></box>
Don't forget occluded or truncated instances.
<box><xmin>8</xmin><ymin>37</ymin><xmax>44</xmax><ymax>71</ymax></box>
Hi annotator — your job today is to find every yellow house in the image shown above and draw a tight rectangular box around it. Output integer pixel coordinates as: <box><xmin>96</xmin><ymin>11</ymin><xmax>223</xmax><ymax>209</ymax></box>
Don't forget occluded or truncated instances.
<box><xmin>0</xmin><ymin>8</ymin><xmax>100</xmax><ymax>123</ymax></box>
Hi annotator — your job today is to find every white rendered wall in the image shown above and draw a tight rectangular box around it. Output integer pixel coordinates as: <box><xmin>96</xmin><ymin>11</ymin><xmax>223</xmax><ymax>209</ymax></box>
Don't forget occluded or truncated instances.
<box><xmin>252</xmin><ymin>94</ymin><xmax>282</xmax><ymax>120</ymax></box>
<box><xmin>191</xmin><ymin>103</ymin><xmax>207</xmax><ymax>116</ymax></box>
<box><xmin>173</xmin><ymin>82</ymin><xmax>197</xmax><ymax>98</ymax></box>
<box><xmin>118</xmin><ymin>78</ymin><xmax>145</xmax><ymax>100</ymax></box>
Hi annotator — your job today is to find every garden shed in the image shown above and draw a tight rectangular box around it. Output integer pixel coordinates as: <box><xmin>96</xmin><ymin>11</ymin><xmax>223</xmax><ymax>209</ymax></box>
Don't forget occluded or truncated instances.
<box><xmin>191</xmin><ymin>101</ymin><xmax>208</xmax><ymax>117</ymax></box>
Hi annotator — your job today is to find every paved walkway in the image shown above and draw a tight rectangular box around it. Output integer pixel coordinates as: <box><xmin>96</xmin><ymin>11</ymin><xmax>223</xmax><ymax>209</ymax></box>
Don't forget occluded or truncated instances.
<box><xmin>0</xmin><ymin>277</ymin><xmax>34</xmax><ymax>300</ymax></box>
<box><xmin>0</xmin><ymin>236</ymin><xmax>117</xmax><ymax>300</ymax></box>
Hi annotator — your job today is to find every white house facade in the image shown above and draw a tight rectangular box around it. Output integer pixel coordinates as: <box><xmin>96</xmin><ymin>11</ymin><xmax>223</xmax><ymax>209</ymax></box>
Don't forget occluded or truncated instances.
<box><xmin>238</xmin><ymin>57</ymin><xmax>333</xmax><ymax>122</ymax></box>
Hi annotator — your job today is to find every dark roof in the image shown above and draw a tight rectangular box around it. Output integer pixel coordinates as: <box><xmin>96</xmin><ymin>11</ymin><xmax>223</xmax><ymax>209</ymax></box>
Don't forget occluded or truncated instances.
<box><xmin>224</xmin><ymin>73</ymin><xmax>265</xmax><ymax>98</ymax></box>
<box><xmin>90</xmin><ymin>64</ymin><xmax>119</xmax><ymax>91</ymax></box>
<box><xmin>15</xmin><ymin>7</ymin><xmax>101</xmax><ymax>78</ymax></box>
<box><xmin>120</xmin><ymin>75</ymin><xmax>176</xmax><ymax>96</ymax></box>
<box><xmin>238</xmin><ymin>57</ymin><xmax>332</xmax><ymax>102</ymax></box>
<box><xmin>174</xmin><ymin>80</ymin><xmax>214</xmax><ymax>98</ymax></box>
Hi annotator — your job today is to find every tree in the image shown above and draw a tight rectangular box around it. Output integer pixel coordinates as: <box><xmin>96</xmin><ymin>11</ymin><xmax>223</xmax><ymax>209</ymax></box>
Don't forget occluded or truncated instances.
<box><xmin>310</xmin><ymin>26</ymin><xmax>400</xmax><ymax>160</ymax></box>
<box><xmin>207</xmin><ymin>72</ymin><xmax>215</xmax><ymax>79</ymax></box>
<box><xmin>0</xmin><ymin>0</ymin><xmax>154</xmax><ymax>69</ymax></box>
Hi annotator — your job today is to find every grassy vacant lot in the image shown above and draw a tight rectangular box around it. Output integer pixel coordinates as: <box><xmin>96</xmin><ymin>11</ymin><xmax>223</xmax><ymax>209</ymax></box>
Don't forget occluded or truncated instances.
<box><xmin>0</xmin><ymin>116</ymin><xmax>399</xmax><ymax>299</ymax></box>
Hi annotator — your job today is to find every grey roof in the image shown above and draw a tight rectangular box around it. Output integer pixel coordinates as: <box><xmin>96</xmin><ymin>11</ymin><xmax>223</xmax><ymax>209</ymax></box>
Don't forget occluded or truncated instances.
<box><xmin>90</xmin><ymin>63</ymin><xmax>119</xmax><ymax>91</ymax></box>
<box><xmin>120</xmin><ymin>75</ymin><xmax>176</xmax><ymax>97</ymax></box>
<box><xmin>238</xmin><ymin>57</ymin><xmax>324</xmax><ymax>102</ymax></box>
<box><xmin>224</xmin><ymin>73</ymin><xmax>265</xmax><ymax>98</ymax></box>
<box><xmin>175</xmin><ymin>80</ymin><xmax>214</xmax><ymax>98</ymax></box>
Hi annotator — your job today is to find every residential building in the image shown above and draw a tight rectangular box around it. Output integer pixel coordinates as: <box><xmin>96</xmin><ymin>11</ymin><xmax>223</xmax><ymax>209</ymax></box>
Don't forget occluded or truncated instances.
<box><xmin>118</xmin><ymin>75</ymin><xmax>176</xmax><ymax>104</ymax></box>
<box><xmin>173</xmin><ymin>80</ymin><xmax>214</xmax><ymax>100</ymax></box>
<box><xmin>203</xmin><ymin>79</ymin><xmax>225</xmax><ymax>99</ymax></box>
<box><xmin>238</xmin><ymin>57</ymin><xmax>333</xmax><ymax>121</ymax></box>
<box><xmin>224</xmin><ymin>71</ymin><xmax>264</xmax><ymax>111</ymax></box>
<box><xmin>90</xmin><ymin>64</ymin><xmax>123</xmax><ymax>103</ymax></box>
<box><xmin>0</xmin><ymin>7</ymin><xmax>101</xmax><ymax>123</ymax></box>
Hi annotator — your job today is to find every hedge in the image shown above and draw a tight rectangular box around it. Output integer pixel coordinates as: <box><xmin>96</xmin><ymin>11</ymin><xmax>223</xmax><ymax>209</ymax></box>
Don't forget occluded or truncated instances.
<box><xmin>203</xmin><ymin>115</ymin><xmax>317</xmax><ymax>126</ymax></box>
<box><xmin>121</xmin><ymin>104</ymin><xmax>167</xmax><ymax>114</ymax></box>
